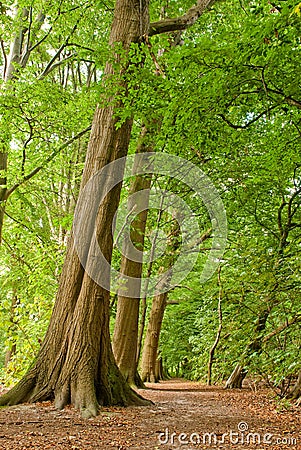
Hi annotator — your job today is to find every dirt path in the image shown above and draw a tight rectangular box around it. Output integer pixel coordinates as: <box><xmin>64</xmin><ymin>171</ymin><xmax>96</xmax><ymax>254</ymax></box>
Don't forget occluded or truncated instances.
<box><xmin>0</xmin><ymin>379</ymin><xmax>300</xmax><ymax>449</ymax></box>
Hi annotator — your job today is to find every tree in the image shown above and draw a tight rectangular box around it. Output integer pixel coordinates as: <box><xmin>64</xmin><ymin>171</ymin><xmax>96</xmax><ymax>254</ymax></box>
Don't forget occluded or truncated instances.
<box><xmin>140</xmin><ymin>213</ymin><xmax>181</xmax><ymax>382</ymax></box>
<box><xmin>156</xmin><ymin>0</ymin><xmax>301</xmax><ymax>390</ymax></box>
<box><xmin>112</xmin><ymin>0</ymin><xmax>216</xmax><ymax>386</ymax></box>
<box><xmin>0</xmin><ymin>0</ymin><xmax>151</xmax><ymax>418</ymax></box>
<box><xmin>0</xmin><ymin>0</ymin><xmax>103</xmax><ymax>243</ymax></box>
<box><xmin>0</xmin><ymin>0</ymin><xmax>98</xmax><ymax>371</ymax></box>
<box><xmin>112</xmin><ymin>128</ymin><xmax>153</xmax><ymax>386</ymax></box>
<box><xmin>0</xmin><ymin>0</ymin><xmax>217</xmax><ymax>417</ymax></box>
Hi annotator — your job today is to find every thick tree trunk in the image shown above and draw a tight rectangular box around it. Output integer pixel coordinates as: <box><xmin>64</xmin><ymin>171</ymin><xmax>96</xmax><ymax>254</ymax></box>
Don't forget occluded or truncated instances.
<box><xmin>0</xmin><ymin>0</ymin><xmax>150</xmax><ymax>418</ymax></box>
<box><xmin>112</xmin><ymin>128</ymin><xmax>152</xmax><ymax>386</ymax></box>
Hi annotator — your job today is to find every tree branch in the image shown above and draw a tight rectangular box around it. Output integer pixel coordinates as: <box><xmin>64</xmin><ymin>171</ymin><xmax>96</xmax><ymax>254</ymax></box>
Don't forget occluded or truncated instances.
<box><xmin>262</xmin><ymin>86</ymin><xmax>301</xmax><ymax>110</ymax></box>
<box><xmin>0</xmin><ymin>39</ymin><xmax>7</xmax><ymax>80</ymax></box>
<box><xmin>5</xmin><ymin>126</ymin><xmax>91</xmax><ymax>200</ymax></box>
<box><xmin>20</xmin><ymin>10</ymin><xmax>46</xmax><ymax>67</ymax></box>
<box><xmin>149</xmin><ymin>0</ymin><xmax>215</xmax><ymax>36</ymax></box>
<box><xmin>21</xmin><ymin>6</ymin><xmax>33</xmax><ymax>66</ymax></box>
<box><xmin>286</xmin><ymin>97</ymin><xmax>301</xmax><ymax>109</ymax></box>
<box><xmin>27</xmin><ymin>24</ymin><xmax>52</xmax><ymax>54</ymax></box>
<box><xmin>39</xmin><ymin>53</ymin><xmax>77</xmax><ymax>79</ymax></box>
<box><xmin>219</xmin><ymin>105</ymin><xmax>278</xmax><ymax>130</ymax></box>
<box><xmin>262</xmin><ymin>315</ymin><xmax>301</xmax><ymax>343</ymax></box>
<box><xmin>38</xmin><ymin>21</ymin><xmax>79</xmax><ymax>79</ymax></box>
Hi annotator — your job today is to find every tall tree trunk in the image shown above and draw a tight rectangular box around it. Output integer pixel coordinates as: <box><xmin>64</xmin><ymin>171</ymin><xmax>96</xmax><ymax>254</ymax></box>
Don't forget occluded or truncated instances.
<box><xmin>140</xmin><ymin>215</ymin><xmax>180</xmax><ymax>383</ymax></box>
<box><xmin>154</xmin><ymin>356</ymin><xmax>166</xmax><ymax>381</ymax></box>
<box><xmin>224</xmin><ymin>363</ymin><xmax>248</xmax><ymax>389</ymax></box>
<box><xmin>140</xmin><ymin>289</ymin><xmax>168</xmax><ymax>382</ymax></box>
<box><xmin>207</xmin><ymin>267</ymin><xmax>223</xmax><ymax>385</ymax></box>
<box><xmin>112</xmin><ymin>127</ymin><xmax>152</xmax><ymax>386</ymax></box>
<box><xmin>136</xmin><ymin>201</ymin><xmax>165</xmax><ymax>363</ymax></box>
<box><xmin>0</xmin><ymin>0</ymin><xmax>150</xmax><ymax>418</ymax></box>
<box><xmin>225</xmin><ymin>203</ymin><xmax>290</xmax><ymax>390</ymax></box>
<box><xmin>4</xmin><ymin>7</ymin><xmax>29</xmax><ymax>82</ymax></box>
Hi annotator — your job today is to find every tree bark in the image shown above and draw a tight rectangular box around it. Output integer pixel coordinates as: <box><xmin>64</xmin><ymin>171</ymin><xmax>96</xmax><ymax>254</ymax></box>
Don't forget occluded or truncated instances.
<box><xmin>112</xmin><ymin>128</ymin><xmax>152</xmax><ymax>386</ymax></box>
<box><xmin>140</xmin><ymin>216</ymin><xmax>180</xmax><ymax>383</ymax></box>
<box><xmin>224</xmin><ymin>363</ymin><xmax>248</xmax><ymax>389</ymax></box>
<box><xmin>136</xmin><ymin>205</ymin><xmax>164</xmax><ymax>364</ymax></box>
<box><xmin>207</xmin><ymin>267</ymin><xmax>223</xmax><ymax>385</ymax></box>
<box><xmin>154</xmin><ymin>356</ymin><xmax>165</xmax><ymax>381</ymax></box>
<box><xmin>4</xmin><ymin>7</ymin><xmax>29</xmax><ymax>82</ymax></box>
<box><xmin>140</xmin><ymin>289</ymin><xmax>168</xmax><ymax>383</ymax></box>
<box><xmin>0</xmin><ymin>0</ymin><xmax>151</xmax><ymax>418</ymax></box>
<box><xmin>149</xmin><ymin>0</ymin><xmax>215</xmax><ymax>36</ymax></box>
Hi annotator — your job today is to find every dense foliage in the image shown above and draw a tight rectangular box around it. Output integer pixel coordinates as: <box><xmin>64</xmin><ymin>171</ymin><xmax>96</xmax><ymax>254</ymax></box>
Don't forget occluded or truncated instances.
<box><xmin>0</xmin><ymin>0</ymin><xmax>300</xmax><ymax>396</ymax></box>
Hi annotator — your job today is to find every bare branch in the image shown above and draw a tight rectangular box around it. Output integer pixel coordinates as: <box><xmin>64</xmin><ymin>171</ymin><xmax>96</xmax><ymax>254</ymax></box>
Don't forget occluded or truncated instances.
<box><xmin>277</xmin><ymin>198</ymin><xmax>286</xmax><ymax>236</ymax></box>
<box><xmin>287</xmin><ymin>187</ymin><xmax>301</xmax><ymax>228</ymax></box>
<box><xmin>2</xmin><ymin>238</ymin><xmax>32</xmax><ymax>269</ymax></box>
<box><xmin>144</xmin><ymin>35</ymin><xmax>166</xmax><ymax>77</ymax></box>
<box><xmin>38</xmin><ymin>42</ymin><xmax>68</xmax><ymax>79</ymax></box>
<box><xmin>286</xmin><ymin>97</ymin><xmax>301</xmax><ymax>109</ymax></box>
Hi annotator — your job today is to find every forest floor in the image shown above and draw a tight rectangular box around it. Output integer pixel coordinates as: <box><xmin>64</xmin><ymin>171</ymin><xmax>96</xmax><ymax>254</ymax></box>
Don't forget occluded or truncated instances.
<box><xmin>0</xmin><ymin>378</ymin><xmax>300</xmax><ymax>449</ymax></box>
